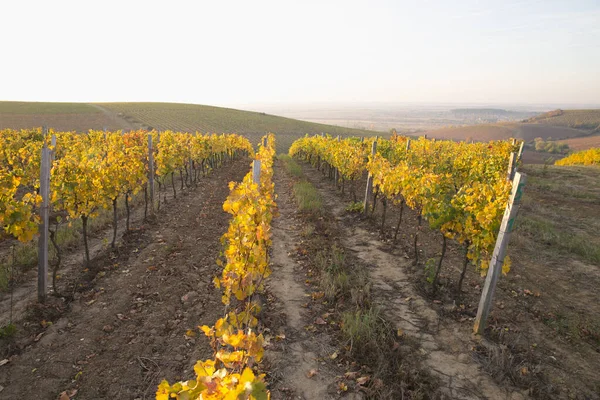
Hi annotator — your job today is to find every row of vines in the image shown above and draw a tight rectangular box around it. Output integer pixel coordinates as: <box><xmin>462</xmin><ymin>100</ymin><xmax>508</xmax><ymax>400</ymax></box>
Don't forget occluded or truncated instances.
<box><xmin>289</xmin><ymin>134</ymin><xmax>520</xmax><ymax>291</ymax></box>
<box><xmin>0</xmin><ymin>128</ymin><xmax>253</xmax><ymax>268</ymax></box>
<box><xmin>555</xmin><ymin>147</ymin><xmax>600</xmax><ymax>166</ymax></box>
<box><xmin>157</xmin><ymin>134</ymin><xmax>276</xmax><ymax>399</ymax></box>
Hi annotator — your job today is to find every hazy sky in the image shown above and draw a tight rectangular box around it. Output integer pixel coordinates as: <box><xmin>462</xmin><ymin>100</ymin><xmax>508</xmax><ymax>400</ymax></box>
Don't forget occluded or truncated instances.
<box><xmin>2</xmin><ymin>0</ymin><xmax>599</xmax><ymax>106</ymax></box>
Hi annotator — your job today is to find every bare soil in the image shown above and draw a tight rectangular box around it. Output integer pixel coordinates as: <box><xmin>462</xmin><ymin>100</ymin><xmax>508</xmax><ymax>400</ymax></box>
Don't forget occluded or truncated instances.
<box><xmin>0</xmin><ymin>158</ymin><xmax>249</xmax><ymax>399</ymax></box>
<box><xmin>264</xmin><ymin>165</ymin><xmax>344</xmax><ymax>399</ymax></box>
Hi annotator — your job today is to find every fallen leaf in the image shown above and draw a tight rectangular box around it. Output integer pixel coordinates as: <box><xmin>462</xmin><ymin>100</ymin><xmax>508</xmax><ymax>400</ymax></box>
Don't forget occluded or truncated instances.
<box><xmin>59</xmin><ymin>391</ymin><xmax>70</xmax><ymax>400</ymax></box>
<box><xmin>356</xmin><ymin>376</ymin><xmax>370</xmax><ymax>385</ymax></box>
<box><xmin>185</xmin><ymin>329</ymin><xmax>197</xmax><ymax>337</ymax></box>
<box><xmin>315</xmin><ymin>317</ymin><xmax>327</xmax><ymax>325</ymax></box>
<box><xmin>0</xmin><ymin>359</ymin><xmax>9</xmax><ymax>367</ymax></box>
<box><xmin>344</xmin><ymin>371</ymin><xmax>359</xmax><ymax>379</ymax></box>
<box><xmin>34</xmin><ymin>332</ymin><xmax>44</xmax><ymax>342</ymax></box>
<box><xmin>330</xmin><ymin>351</ymin><xmax>338</xmax><ymax>360</ymax></box>
<box><xmin>307</xmin><ymin>369</ymin><xmax>318</xmax><ymax>378</ymax></box>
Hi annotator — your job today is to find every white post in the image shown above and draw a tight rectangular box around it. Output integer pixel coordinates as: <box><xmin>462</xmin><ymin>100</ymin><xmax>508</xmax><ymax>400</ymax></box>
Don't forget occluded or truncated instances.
<box><xmin>38</xmin><ymin>127</ymin><xmax>51</xmax><ymax>303</ymax></box>
<box><xmin>363</xmin><ymin>140</ymin><xmax>377</xmax><ymax>214</ymax></box>
<box><xmin>474</xmin><ymin>172</ymin><xmax>527</xmax><ymax>334</ymax></box>
<box><xmin>252</xmin><ymin>160</ymin><xmax>261</xmax><ymax>184</ymax></box>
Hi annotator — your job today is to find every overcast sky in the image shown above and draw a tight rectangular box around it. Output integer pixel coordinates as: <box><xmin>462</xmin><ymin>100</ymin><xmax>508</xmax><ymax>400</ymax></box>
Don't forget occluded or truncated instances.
<box><xmin>2</xmin><ymin>0</ymin><xmax>599</xmax><ymax>107</ymax></box>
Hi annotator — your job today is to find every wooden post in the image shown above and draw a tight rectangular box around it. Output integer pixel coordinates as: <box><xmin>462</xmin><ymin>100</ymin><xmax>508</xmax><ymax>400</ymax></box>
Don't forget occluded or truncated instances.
<box><xmin>38</xmin><ymin>127</ymin><xmax>51</xmax><ymax>303</ymax></box>
<box><xmin>511</xmin><ymin>138</ymin><xmax>516</xmax><ymax>145</ymax></box>
<box><xmin>406</xmin><ymin>139</ymin><xmax>411</xmax><ymax>151</ymax></box>
<box><xmin>334</xmin><ymin>136</ymin><xmax>340</xmax><ymax>186</ymax></box>
<box><xmin>252</xmin><ymin>160</ymin><xmax>261</xmax><ymax>184</ymax></box>
<box><xmin>424</xmin><ymin>134</ymin><xmax>427</xmax><ymax>139</ymax></box>
<box><xmin>148</xmin><ymin>134</ymin><xmax>155</xmax><ymax>213</ymax></box>
<box><xmin>262</xmin><ymin>137</ymin><xmax>267</xmax><ymax>147</ymax></box>
<box><xmin>507</xmin><ymin>152</ymin><xmax>517</xmax><ymax>181</ymax></box>
<box><xmin>474</xmin><ymin>172</ymin><xmax>527</xmax><ymax>334</ymax></box>
<box><xmin>363</xmin><ymin>140</ymin><xmax>377</xmax><ymax>214</ymax></box>
<box><xmin>517</xmin><ymin>141</ymin><xmax>525</xmax><ymax>161</ymax></box>
<box><xmin>50</xmin><ymin>135</ymin><xmax>57</xmax><ymax>161</ymax></box>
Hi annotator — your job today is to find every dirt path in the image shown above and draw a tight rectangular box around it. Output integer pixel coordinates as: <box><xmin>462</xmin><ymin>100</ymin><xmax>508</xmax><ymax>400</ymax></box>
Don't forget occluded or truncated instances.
<box><xmin>0</xmin><ymin>158</ymin><xmax>249</xmax><ymax>399</ymax></box>
<box><xmin>87</xmin><ymin>104</ymin><xmax>142</xmax><ymax>131</ymax></box>
<box><xmin>265</xmin><ymin>164</ymin><xmax>343</xmax><ymax>399</ymax></box>
<box><xmin>300</xmin><ymin>165</ymin><xmax>527</xmax><ymax>400</ymax></box>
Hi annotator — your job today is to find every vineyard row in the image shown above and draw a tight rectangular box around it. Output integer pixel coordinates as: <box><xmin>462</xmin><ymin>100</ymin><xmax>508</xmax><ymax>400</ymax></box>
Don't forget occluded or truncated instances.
<box><xmin>289</xmin><ymin>134</ymin><xmax>526</xmax><ymax>333</ymax></box>
<box><xmin>158</xmin><ymin>134</ymin><xmax>276</xmax><ymax>399</ymax></box>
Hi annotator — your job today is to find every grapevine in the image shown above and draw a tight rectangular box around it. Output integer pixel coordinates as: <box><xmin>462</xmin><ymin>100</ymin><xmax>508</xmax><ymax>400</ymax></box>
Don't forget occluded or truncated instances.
<box><xmin>157</xmin><ymin>134</ymin><xmax>276</xmax><ymax>400</ymax></box>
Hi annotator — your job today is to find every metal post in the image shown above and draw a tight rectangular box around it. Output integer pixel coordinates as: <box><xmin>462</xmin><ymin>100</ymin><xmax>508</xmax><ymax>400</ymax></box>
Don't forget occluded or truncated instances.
<box><xmin>474</xmin><ymin>172</ymin><xmax>527</xmax><ymax>334</ymax></box>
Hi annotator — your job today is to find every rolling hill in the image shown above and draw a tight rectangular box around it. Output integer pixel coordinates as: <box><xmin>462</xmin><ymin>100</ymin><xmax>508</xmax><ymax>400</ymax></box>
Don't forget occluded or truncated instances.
<box><xmin>525</xmin><ymin>109</ymin><xmax>600</xmax><ymax>131</ymax></box>
<box><xmin>0</xmin><ymin>101</ymin><xmax>383</xmax><ymax>153</ymax></box>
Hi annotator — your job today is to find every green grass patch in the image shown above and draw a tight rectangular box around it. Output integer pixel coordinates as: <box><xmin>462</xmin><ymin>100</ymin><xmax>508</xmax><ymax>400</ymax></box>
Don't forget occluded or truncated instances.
<box><xmin>0</xmin><ymin>323</ymin><xmax>17</xmax><ymax>339</ymax></box>
<box><xmin>543</xmin><ymin>312</ymin><xmax>600</xmax><ymax>345</ymax></box>
<box><xmin>293</xmin><ymin>181</ymin><xmax>323</xmax><ymax>214</ymax></box>
<box><xmin>278</xmin><ymin>154</ymin><xmax>303</xmax><ymax>178</ymax></box>
<box><xmin>517</xmin><ymin>216</ymin><xmax>600</xmax><ymax>264</ymax></box>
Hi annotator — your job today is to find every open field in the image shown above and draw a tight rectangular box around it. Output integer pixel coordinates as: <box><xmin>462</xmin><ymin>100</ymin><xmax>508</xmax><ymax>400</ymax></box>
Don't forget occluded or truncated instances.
<box><xmin>557</xmin><ymin>134</ymin><xmax>600</xmax><ymax>150</ymax></box>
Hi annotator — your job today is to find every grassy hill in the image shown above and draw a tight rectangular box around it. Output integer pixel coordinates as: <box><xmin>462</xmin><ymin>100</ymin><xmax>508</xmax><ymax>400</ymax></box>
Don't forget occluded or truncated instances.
<box><xmin>0</xmin><ymin>101</ymin><xmax>383</xmax><ymax>153</ymax></box>
<box><xmin>525</xmin><ymin>109</ymin><xmax>600</xmax><ymax>131</ymax></box>
<box><xmin>0</xmin><ymin>101</ymin><xmax>131</xmax><ymax>132</ymax></box>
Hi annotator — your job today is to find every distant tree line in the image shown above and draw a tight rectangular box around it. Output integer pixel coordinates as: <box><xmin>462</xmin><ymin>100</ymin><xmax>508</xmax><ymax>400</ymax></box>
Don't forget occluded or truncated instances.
<box><xmin>533</xmin><ymin>137</ymin><xmax>570</xmax><ymax>154</ymax></box>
